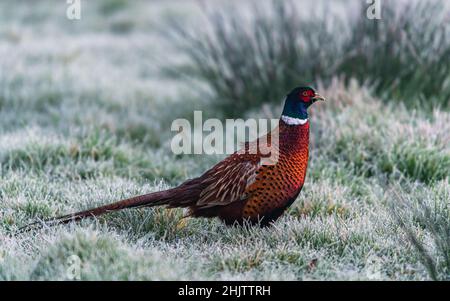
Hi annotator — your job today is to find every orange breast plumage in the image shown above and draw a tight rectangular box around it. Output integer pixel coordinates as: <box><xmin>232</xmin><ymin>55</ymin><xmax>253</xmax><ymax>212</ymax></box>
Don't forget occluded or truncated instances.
<box><xmin>238</xmin><ymin>121</ymin><xmax>310</xmax><ymax>224</ymax></box>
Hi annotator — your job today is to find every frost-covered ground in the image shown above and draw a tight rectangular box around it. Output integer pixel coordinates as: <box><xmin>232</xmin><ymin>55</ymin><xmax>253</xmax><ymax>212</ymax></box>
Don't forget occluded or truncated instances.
<box><xmin>0</xmin><ymin>0</ymin><xmax>449</xmax><ymax>280</ymax></box>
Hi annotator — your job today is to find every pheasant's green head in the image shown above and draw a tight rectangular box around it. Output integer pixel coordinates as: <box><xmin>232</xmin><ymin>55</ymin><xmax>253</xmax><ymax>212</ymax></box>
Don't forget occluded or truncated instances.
<box><xmin>281</xmin><ymin>86</ymin><xmax>325</xmax><ymax>123</ymax></box>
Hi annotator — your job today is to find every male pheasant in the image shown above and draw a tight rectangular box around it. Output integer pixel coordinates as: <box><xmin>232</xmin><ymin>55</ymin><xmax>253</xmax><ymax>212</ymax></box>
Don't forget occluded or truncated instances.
<box><xmin>24</xmin><ymin>86</ymin><xmax>324</xmax><ymax>229</ymax></box>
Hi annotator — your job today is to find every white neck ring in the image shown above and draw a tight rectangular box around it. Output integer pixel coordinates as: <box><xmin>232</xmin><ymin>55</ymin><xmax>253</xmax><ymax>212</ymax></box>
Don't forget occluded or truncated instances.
<box><xmin>281</xmin><ymin>115</ymin><xmax>308</xmax><ymax>125</ymax></box>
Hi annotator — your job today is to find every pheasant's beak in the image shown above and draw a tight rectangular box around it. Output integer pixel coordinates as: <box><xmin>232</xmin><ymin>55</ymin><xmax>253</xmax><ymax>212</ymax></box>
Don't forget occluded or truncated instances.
<box><xmin>312</xmin><ymin>93</ymin><xmax>325</xmax><ymax>102</ymax></box>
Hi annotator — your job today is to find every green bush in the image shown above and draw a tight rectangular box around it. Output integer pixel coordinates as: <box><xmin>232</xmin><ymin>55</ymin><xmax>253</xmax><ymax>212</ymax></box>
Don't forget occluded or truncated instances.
<box><xmin>171</xmin><ymin>0</ymin><xmax>450</xmax><ymax>115</ymax></box>
<box><xmin>339</xmin><ymin>1</ymin><xmax>450</xmax><ymax>109</ymax></box>
<box><xmin>169</xmin><ymin>1</ymin><xmax>342</xmax><ymax>116</ymax></box>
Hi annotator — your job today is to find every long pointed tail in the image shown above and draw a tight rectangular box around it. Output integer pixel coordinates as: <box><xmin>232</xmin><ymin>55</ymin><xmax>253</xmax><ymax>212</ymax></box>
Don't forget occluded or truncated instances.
<box><xmin>19</xmin><ymin>190</ymin><xmax>175</xmax><ymax>232</ymax></box>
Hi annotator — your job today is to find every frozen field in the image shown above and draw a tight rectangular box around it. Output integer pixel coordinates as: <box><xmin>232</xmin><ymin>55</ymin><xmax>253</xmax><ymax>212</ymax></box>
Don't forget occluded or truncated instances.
<box><xmin>0</xmin><ymin>0</ymin><xmax>449</xmax><ymax>280</ymax></box>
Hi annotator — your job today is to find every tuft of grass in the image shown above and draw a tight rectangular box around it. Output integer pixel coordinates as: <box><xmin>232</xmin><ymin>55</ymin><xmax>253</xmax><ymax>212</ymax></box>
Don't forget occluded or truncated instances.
<box><xmin>170</xmin><ymin>0</ymin><xmax>450</xmax><ymax>115</ymax></box>
<box><xmin>391</xmin><ymin>183</ymin><xmax>450</xmax><ymax>280</ymax></box>
<box><xmin>105</xmin><ymin>207</ymin><xmax>193</xmax><ymax>242</ymax></box>
<box><xmin>169</xmin><ymin>1</ymin><xmax>342</xmax><ymax>116</ymax></box>
<box><xmin>339</xmin><ymin>1</ymin><xmax>450</xmax><ymax>109</ymax></box>
<box><xmin>28</xmin><ymin>229</ymin><xmax>190</xmax><ymax>280</ymax></box>
<box><xmin>387</xmin><ymin>142</ymin><xmax>450</xmax><ymax>184</ymax></box>
<box><xmin>210</xmin><ymin>249</ymin><xmax>265</xmax><ymax>273</ymax></box>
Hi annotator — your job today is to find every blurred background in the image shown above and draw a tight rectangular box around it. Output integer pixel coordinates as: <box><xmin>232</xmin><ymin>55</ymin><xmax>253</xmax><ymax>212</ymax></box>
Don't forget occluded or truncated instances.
<box><xmin>0</xmin><ymin>0</ymin><xmax>449</xmax><ymax>280</ymax></box>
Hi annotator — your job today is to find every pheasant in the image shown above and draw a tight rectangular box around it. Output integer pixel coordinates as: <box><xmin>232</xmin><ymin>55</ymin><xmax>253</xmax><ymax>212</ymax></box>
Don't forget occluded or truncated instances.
<box><xmin>23</xmin><ymin>86</ymin><xmax>324</xmax><ymax>229</ymax></box>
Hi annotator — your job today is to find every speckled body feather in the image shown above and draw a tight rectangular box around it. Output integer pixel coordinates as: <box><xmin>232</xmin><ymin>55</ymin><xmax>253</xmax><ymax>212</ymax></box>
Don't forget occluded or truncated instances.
<box><xmin>187</xmin><ymin>119</ymin><xmax>309</xmax><ymax>226</ymax></box>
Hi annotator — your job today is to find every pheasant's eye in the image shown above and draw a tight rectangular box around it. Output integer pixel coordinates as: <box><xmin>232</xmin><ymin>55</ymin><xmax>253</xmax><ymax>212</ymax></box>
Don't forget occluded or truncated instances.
<box><xmin>300</xmin><ymin>90</ymin><xmax>313</xmax><ymax>102</ymax></box>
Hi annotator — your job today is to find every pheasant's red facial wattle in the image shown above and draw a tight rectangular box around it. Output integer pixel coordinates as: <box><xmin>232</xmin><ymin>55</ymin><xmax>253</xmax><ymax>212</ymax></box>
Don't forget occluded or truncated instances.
<box><xmin>299</xmin><ymin>89</ymin><xmax>315</xmax><ymax>102</ymax></box>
